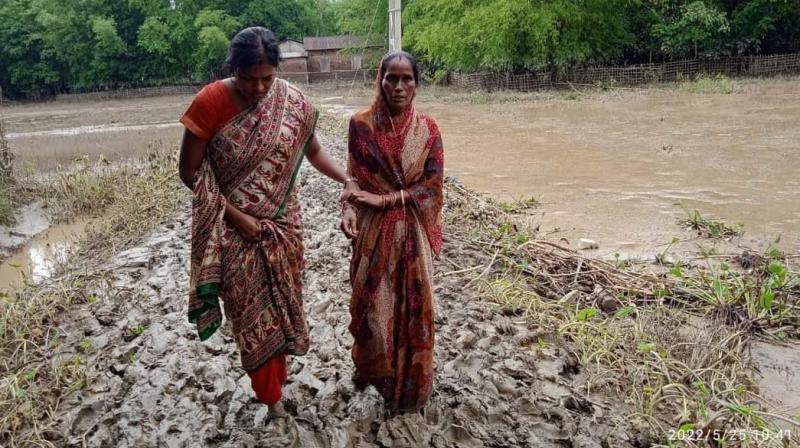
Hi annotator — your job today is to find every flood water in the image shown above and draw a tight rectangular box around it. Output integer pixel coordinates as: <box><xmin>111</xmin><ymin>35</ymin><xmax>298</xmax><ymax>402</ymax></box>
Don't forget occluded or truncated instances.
<box><xmin>3</xmin><ymin>79</ymin><xmax>799</xmax><ymax>259</ymax></box>
<box><xmin>419</xmin><ymin>82</ymin><xmax>800</xmax><ymax>257</ymax></box>
<box><xmin>0</xmin><ymin>205</ymin><xmax>87</xmax><ymax>291</ymax></box>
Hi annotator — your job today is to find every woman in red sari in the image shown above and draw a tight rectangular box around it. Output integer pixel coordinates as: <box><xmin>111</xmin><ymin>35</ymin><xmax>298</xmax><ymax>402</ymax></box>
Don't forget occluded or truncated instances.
<box><xmin>341</xmin><ymin>51</ymin><xmax>444</xmax><ymax>412</ymax></box>
<box><xmin>179</xmin><ymin>27</ymin><xmax>357</xmax><ymax>419</ymax></box>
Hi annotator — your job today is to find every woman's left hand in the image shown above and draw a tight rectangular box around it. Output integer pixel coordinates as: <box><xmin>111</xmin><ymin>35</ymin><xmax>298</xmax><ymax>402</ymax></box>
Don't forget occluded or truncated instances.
<box><xmin>341</xmin><ymin>179</ymin><xmax>360</xmax><ymax>203</ymax></box>
<box><xmin>351</xmin><ymin>191</ymin><xmax>384</xmax><ymax>209</ymax></box>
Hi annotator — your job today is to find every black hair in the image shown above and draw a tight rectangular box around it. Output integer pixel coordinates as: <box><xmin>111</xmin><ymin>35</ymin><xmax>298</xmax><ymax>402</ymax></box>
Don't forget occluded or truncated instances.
<box><xmin>224</xmin><ymin>27</ymin><xmax>281</xmax><ymax>75</ymax></box>
<box><xmin>379</xmin><ymin>50</ymin><xmax>419</xmax><ymax>83</ymax></box>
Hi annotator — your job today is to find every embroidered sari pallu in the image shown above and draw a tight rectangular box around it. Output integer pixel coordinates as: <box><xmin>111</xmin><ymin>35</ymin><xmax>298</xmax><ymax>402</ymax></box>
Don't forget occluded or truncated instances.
<box><xmin>189</xmin><ymin>79</ymin><xmax>316</xmax><ymax>385</ymax></box>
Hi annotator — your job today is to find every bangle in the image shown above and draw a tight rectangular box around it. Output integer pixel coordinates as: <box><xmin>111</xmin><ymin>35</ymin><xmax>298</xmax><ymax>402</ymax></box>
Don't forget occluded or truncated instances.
<box><xmin>344</xmin><ymin>177</ymin><xmax>358</xmax><ymax>184</ymax></box>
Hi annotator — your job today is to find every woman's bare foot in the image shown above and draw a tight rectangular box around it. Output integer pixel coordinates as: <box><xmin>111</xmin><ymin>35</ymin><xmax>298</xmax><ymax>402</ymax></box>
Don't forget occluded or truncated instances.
<box><xmin>268</xmin><ymin>400</ymin><xmax>288</xmax><ymax>419</ymax></box>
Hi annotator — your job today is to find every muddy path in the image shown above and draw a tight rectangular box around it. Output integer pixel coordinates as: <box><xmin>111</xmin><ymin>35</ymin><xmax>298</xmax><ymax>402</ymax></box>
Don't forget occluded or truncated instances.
<box><xmin>43</xmin><ymin>130</ymin><xmax>637</xmax><ymax>448</ymax></box>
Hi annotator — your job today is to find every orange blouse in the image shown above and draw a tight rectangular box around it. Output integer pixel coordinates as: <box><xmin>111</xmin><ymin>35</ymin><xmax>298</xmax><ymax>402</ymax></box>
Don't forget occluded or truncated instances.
<box><xmin>180</xmin><ymin>80</ymin><xmax>240</xmax><ymax>140</ymax></box>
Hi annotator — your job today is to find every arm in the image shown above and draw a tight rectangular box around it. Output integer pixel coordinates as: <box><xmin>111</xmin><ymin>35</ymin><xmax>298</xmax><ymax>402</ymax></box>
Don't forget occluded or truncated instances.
<box><xmin>306</xmin><ymin>134</ymin><xmax>348</xmax><ymax>183</ymax></box>
<box><xmin>178</xmin><ymin>128</ymin><xmax>260</xmax><ymax>241</ymax></box>
<box><xmin>178</xmin><ymin>128</ymin><xmax>207</xmax><ymax>189</ymax></box>
<box><xmin>306</xmin><ymin>134</ymin><xmax>359</xmax><ymax>200</ymax></box>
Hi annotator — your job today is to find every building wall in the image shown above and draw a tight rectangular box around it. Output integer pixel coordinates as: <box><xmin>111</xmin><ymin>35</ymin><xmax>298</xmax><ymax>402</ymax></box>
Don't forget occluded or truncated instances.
<box><xmin>279</xmin><ymin>58</ymin><xmax>309</xmax><ymax>83</ymax></box>
<box><xmin>279</xmin><ymin>40</ymin><xmax>306</xmax><ymax>56</ymax></box>
<box><xmin>280</xmin><ymin>58</ymin><xmax>308</xmax><ymax>73</ymax></box>
<box><xmin>307</xmin><ymin>49</ymin><xmax>383</xmax><ymax>73</ymax></box>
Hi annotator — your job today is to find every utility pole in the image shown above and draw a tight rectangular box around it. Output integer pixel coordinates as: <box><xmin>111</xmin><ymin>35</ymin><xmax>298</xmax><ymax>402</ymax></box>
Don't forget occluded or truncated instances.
<box><xmin>388</xmin><ymin>0</ymin><xmax>402</xmax><ymax>52</ymax></box>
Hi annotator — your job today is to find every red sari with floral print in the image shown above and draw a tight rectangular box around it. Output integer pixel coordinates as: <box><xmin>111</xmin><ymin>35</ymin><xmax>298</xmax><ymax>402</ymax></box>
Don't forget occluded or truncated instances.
<box><xmin>347</xmin><ymin>104</ymin><xmax>444</xmax><ymax>411</ymax></box>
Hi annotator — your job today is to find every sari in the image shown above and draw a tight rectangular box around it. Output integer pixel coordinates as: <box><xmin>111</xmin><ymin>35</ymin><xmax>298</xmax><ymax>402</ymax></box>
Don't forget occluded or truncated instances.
<box><xmin>187</xmin><ymin>78</ymin><xmax>317</xmax><ymax>393</ymax></box>
<box><xmin>347</xmin><ymin>104</ymin><xmax>444</xmax><ymax>411</ymax></box>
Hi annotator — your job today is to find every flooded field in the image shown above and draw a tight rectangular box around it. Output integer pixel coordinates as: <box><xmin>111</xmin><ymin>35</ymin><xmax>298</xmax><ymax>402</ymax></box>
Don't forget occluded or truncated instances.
<box><xmin>421</xmin><ymin>81</ymin><xmax>800</xmax><ymax>258</ymax></box>
<box><xmin>2</xmin><ymin>78</ymin><xmax>799</xmax><ymax>260</ymax></box>
<box><xmin>2</xmin><ymin>95</ymin><xmax>188</xmax><ymax>168</ymax></box>
<box><xmin>1</xmin><ymin>80</ymin><xmax>798</xmax><ymax>445</ymax></box>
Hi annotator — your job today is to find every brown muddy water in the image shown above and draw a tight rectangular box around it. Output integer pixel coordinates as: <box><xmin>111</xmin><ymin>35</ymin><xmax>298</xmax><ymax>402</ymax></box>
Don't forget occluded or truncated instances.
<box><xmin>323</xmin><ymin>79</ymin><xmax>800</xmax><ymax>258</ymax></box>
<box><xmin>1</xmin><ymin>78</ymin><xmax>798</xmax><ymax>269</ymax></box>
<box><xmin>0</xmin><ymin>203</ymin><xmax>87</xmax><ymax>291</ymax></box>
<box><xmin>2</xmin><ymin>95</ymin><xmax>188</xmax><ymax>168</ymax></box>
<box><xmin>423</xmin><ymin>86</ymin><xmax>800</xmax><ymax>258</ymax></box>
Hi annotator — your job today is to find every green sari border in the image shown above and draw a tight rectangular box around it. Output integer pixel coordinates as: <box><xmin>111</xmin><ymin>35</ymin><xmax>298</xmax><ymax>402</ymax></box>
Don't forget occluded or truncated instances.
<box><xmin>196</xmin><ymin>282</ymin><xmax>220</xmax><ymax>305</ymax></box>
<box><xmin>188</xmin><ymin>282</ymin><xmax>221</xmax><ymax>341</ymax></box>
<box><xmin>198</xmin><ymin>320</ymin><xmax>220</xmax><ymax>341</ymax></box>
<box><xmin>274</xmin><ymin>108</ymin><xmax>320</xmax><ymax>219</ymax></box>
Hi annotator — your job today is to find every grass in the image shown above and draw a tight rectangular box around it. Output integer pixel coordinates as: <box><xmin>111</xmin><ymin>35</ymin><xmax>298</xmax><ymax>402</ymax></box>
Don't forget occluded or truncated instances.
<box><xmin>0</xmin><ymin>119</ymin><xmax>19</xmax><ymax>226</ymax></box>
<box><xmin>444</xmin><ymin>180</ymin><xmax>800</xmax><ymax>446</ymax></box>
<box><xmin>497</xmin><ymin>196</ymin><xmax>539</xmax><ymax>214</ymax></box>
<box><xmin>40</xmin><ymin>155</ymin><xmax>119</xmax><ymax>219</ymax></box>
<box><xmin>0</xmin><ymin>146</ymin><xmax>183</xmax><ymax>446</ymax></box>
<box><xmin>0</xmin><ymin>186</ymin><xmax>15</xmax><ymax>227</ymax></box>
<box><xmin>681</xmin><ymin>73</ymin><xmax>735</xmax><ymax>94</ymax></box>
<box><xmin>679</xmin><ymin>209</ymin><xmax>743</xmax><ymax>239</ymax></box>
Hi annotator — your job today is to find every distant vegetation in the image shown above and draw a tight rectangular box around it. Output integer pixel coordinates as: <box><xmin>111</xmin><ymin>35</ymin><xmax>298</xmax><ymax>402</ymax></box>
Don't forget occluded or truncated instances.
<box><xmin>1</xmin><ymin>0</ymin><xmax>798</xmax><ymax>98</ymax></box>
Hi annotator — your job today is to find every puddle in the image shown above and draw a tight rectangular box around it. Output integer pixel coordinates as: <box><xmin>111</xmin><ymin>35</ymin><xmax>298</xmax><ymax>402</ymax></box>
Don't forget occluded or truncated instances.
<box><xmin>0</xmin><ymin>203</ymin><xmax>50</xmax><ymax>248</ymax></box>
<box><xmin>751</xmin><ymin>341</ymin><xmax>800</xmax><ymax>428</ymax></box>
<box><xmin>0</xmin><ymin>222</ymin><xmax>87</xmax><ymax>291</ymax></box>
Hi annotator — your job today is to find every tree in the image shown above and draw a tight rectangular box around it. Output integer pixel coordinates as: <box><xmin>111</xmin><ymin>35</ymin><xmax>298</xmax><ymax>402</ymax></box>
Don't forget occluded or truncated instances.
<box><xmin>89</xmin><ymin>16</ymin><xmax>127</xmax><ymax>82</ymax></box>
<box><xmin>0</xmin><ymin>0</ymin><xmax>60</xmax><ymax>97</ymax></box>
<box><xmin>728</xmin><ymin>0</ymin><xmax>800</xmax><ymax>53</ymax></box>
<box><xmin>336</xmin><ymin>0</ymin><xmax>390</xmax><ymax>38</ymax></box>
<box><xmin>192</xmin><ymin>9</ymin><xmax>240</xmax><ymax>79</ymax></box>
<box><xmin>654</xmin><ymin>1</ymin><xmax>730</xmax><ymax>58</ymax></box>
<box><xmin>405</xmin><ymin>0</ymin><xmax>634</xmax><ymax>72</ymax></box>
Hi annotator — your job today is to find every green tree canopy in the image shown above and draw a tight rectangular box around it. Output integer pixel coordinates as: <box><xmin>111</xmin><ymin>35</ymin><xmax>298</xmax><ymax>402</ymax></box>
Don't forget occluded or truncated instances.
<box><xmin>1</xmin><ymin>0</ymin><xmax>799</xmax><ymax>99</ymax></box>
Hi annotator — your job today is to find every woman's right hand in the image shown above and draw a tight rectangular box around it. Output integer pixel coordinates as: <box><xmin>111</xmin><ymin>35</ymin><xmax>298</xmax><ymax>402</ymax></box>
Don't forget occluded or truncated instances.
<box><xmin>225</xmin><ymin>204</ymin><xmax>261</xmax><ymax>242</ymax></box>
<box><xmin>341</xmin><ymin>206</ymin><xmax>359</xmax><ymax>239</ymax></box>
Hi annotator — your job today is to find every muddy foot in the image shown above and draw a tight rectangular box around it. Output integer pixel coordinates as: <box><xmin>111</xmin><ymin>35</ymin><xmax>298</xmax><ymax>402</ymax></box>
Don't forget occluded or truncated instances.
<box><xmin>352</xmin><ymin>371</ymin><xmax>368</xmax><ymax>390</ymax></box>
<box><xmin>268</xmin><ymin>401</ymin><xmax>288</xmax><ymax>419</ymax></box>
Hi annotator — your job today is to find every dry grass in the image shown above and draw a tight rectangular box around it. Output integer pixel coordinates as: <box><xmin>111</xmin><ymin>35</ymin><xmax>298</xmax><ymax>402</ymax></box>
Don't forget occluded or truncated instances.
<box><xmin>0</xmin><ymin>146</ymin><xmax>183</xmax><ymax>447</ymax></box>
<box><xmin>443</xmin><ymin>179</ymin><xmax>800</xmax><ymax>446</ymax></box>
<box><xmin>0</xmin><ymin>119</ymin><xmax>18</xmax><ymax>226</ymax></box>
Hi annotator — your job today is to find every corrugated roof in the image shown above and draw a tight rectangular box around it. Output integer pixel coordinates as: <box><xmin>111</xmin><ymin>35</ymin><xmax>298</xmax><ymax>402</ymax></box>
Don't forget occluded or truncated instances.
<box><xmin>302</xmin><ymin>35</ymin><xmax>382</xmax><ymax>51</ymax></box>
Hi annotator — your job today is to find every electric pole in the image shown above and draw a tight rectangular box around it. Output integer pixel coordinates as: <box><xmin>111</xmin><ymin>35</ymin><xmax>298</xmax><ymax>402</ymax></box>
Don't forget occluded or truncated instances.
<box><xmin>388</xmin><ymin>0</ymin><xmax>402</xmax><ymax>52</ymax></box>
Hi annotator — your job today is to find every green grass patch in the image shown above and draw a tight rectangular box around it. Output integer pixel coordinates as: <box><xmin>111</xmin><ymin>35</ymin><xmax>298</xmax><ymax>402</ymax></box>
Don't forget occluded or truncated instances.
<box><xmin>679</xmin><ymin>209</ymin><xmax>743</xmax><ymax>239</ymax></box>
<box><xmin>681</xmin><ymin>73</ymin><xmax>734</xmax><ymax>94</ymax></box>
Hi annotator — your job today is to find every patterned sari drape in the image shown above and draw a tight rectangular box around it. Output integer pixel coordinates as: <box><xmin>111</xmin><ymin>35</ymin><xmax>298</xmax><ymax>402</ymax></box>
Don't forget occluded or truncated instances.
<box><xmin>189</xmin><ymin>79</ymin><xmax>317</xmax><ymax>372</ymax></box>
<box><xmin>347</xmin><ymin>105</ymin><xmax>444</xmax><ymax>411</ymax></box>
